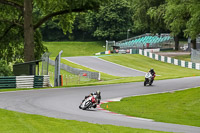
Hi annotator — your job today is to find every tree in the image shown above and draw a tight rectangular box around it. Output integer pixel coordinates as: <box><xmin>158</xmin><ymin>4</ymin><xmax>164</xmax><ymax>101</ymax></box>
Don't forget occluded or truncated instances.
<box><xmin>73</xmin><ymin>11</ymin><xmax>97</xmax><ymax>40</ymax></box>
<box><xmin>93</xmin><ymin>0</ymin><xmax>133</xmax><ymax>40</ymax></box>
<box><xmin>0</xmin><ymin>60</ymin><xmax>13</xmax><ymax>76</ymax></box>
<box><xmin>147</xmin><ymin>2</ymin><xmax>181</xmax><ymax>50</ymax></box>
<box><xmin>0</xmin><ymin>0</ymin><xmax>106</xmax><ymax>62</ymax></box>
<box><xmin>164</xmin><ymin>0</ymin><xmax>200</xmax><ymax>49</ymax></box>
<box><xmin>131</xmin><ymin>0</ymin><xmax>166</xmax><ymax>34</ymax></box>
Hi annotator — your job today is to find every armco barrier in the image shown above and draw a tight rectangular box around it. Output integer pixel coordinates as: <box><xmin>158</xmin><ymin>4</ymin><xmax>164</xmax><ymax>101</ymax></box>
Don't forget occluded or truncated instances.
<box><xmin>49</xmin><ymin>59</ymin><xmax>100</xmax><ymax>80</ymax></box>
<box><xmin>0</xmin><ymin>75</ymin><xmax>50</xmax><ymax>89</ymax></box>
<box><xmin>0</xmin><ymin>76</ymin><xmax>16</xmax><ymax>88</ymax></box>
<box><xmin>139</xmin><ymin>49</ymin><xmax>200</xmax><ymax>70</ymax></box>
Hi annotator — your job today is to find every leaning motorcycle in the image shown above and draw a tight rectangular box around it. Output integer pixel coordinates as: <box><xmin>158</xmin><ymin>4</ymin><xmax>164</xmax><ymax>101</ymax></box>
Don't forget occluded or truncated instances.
<box><xmin>144</xmin><ymin>72</ymin><xmax>153</xmax><ymax>86</ymax></box>
<box><xmin>79</xmin><ymin>95</ymin><xmax>98</xmax><ymax>110</ymax></box>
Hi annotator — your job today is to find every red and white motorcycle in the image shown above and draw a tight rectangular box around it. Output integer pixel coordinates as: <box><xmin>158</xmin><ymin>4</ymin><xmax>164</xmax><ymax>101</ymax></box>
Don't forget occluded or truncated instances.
<box><xmin>79</xmin><ymin>95</ymin><xmax>99</xmax><ymax>110</ymax></box>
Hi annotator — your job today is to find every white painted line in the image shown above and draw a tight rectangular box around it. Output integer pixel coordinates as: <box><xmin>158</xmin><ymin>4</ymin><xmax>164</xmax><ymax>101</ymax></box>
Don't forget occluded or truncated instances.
<box><xmin>126</xmin><ymin>116</ymin><xmax>154</xmax><ymax>121</ymax></box>
<box><xmin>99</xmin><ymin>100</ymin><xmax>154</xmax><ymax>122</ymax></box>
<box><xmin>0</xmin><ymin>89</ymin><xmax>44</xmax><ymax>94</ymax></box>
<box><xmin>99</xmin><ymin>85</ymin><xmax>200</xmax><ymax>122</ymax></box>
<box><xmin>106</xmin><ymin>97</ymin><xmax>122</xmax><ymax>101</ymax></box>
<box><xmin>106</xmin><ymin>85</ymin><xmax>200</xmax><ymax>102</ymax></box>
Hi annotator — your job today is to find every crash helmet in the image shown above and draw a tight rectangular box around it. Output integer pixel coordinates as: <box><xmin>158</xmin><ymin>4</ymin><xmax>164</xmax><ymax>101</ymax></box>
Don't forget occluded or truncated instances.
<box><xmin>150</xmin><ymin>68</ymin><xmax>154</xmax><ymax>72</ymax></box>
<box><xmin>96</xmin><ymin>90</ymin><xmax>101</xmax><ymax>95</ymax></box>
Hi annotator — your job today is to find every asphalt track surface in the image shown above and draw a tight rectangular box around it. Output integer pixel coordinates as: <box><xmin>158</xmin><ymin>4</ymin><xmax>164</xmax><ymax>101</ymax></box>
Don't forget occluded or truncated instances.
<box><xmin>62</xmin><ymin>56</ymin><xmax>145</xmax><ymax>77</ymax></box>
<box><xmin>0</xmin><ymin>77</ymin><xmax>200</xmax><ymax>133</ymax></box>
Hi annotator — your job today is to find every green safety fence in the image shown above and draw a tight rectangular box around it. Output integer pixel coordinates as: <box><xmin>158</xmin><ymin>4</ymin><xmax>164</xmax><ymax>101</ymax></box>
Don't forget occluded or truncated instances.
<box><xmin>0</xmin><ymin>75</ymin><xmax>49</xmax><ymax>89</ymax></box>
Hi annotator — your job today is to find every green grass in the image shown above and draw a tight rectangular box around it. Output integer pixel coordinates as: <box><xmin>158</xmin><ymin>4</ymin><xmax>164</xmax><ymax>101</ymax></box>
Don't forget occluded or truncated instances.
<box><xmin>46</xmin><ymin>54</ymin><xmax>200</xmax><ymax>87</ymax></box>
<box><xmin>101</xmin><ymin>87</ymin><xmax>200</xmax><ymax>127</ymax></box>
<box><xmin>44</xmin><ymin>42</ymin><xmax>200</xmax><ymax>86</ymax></box>
<box><xmin>1</xmin><ymin>54</ymin><xmax>199</xmax><ymax>91</ymax></box>
<box><xmin>60</xmin><ymin>58</ymin><xmax>121</xmax><ymax>81</ymax></box>
<box><xmin>46</xmin><ymin>57</ymin><xmax>121</xmax><ymax>87</ymax></box>
<box><xmin>48</xmin><ymin>64</ymin><xmax>97</xmax><ymax>87</ymax></box>
<box><xmin>0</xmin><ymin>109</ymin><xmax>169</xmax><ymax>133</ymax></box>
<box><xmin>172</xmin><ymin>54</ymin><xmax>191</xmax><ymax>62</ymax></box>
<box><xmin>44</xmin><ymin>41</ymin><xmax>106</xmax><ymax>57</ymax></box>
<box><xmin>100</xmin><ymin>54</ymin><xmax>200</xmax><ymax>79</ymax></box>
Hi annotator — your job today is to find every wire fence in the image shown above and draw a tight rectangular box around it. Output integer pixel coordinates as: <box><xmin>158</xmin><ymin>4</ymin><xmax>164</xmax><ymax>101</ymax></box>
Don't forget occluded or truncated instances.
<box><xmin>48</xmin><ymin>71</ymin><xmax>93</xmax><ymax>86</ymax></box>
<box><xmin>49</xmin><ymin>59</ymin><xmax>100</xmax><ymax>80</ymax></box>
<box><xmin>191</xmin><ymin>48</ymin><xmax>200</xmax><ymax>63</ymax></box>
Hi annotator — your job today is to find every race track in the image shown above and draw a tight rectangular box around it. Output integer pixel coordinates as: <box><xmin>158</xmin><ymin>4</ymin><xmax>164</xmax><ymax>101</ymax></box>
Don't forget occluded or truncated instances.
<box><xmin>63</xmin><ymin>56</ymin><xmax>145</xmax><ymax>77</ymax></box>
<box><xmin>0</xmin><ymin>76</ymin><xmax>200</xmax><ymax>133</ymax></box>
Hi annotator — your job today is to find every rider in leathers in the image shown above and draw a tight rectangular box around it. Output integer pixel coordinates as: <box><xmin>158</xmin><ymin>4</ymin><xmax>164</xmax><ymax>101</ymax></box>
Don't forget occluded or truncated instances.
<box><xmin>84</xmin><ymin>90</ymin><xmax>101</xmax><ymax>108</ymax></box>
<box><xmin>149</xmin><ymin>68</ymin><xmax>156</xmax><ymax>82</ymax></box>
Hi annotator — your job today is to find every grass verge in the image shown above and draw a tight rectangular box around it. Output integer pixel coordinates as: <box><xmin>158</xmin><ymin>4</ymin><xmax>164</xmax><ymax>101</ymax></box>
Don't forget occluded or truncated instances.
<box><xmin>100</xmin><ymin>54</ymin><xmax>200</xmax><ymax>79</ymax></box>
<box><xmin>101</xmin><ymin>87</ymin><xmax>200</xmax><ymax>127</ymax></box>
<box><xmin>1</xmin><ymin>54</ymin><xmax>199</xmax><ymax>91</ymax></box>
<box><xmin>44</xmin><ymin>41</ymin><xmax>105</xmax><ymax>57</ymax></box>
<box><xmin>172</xmin><ymin>54</ymin><xmax>191</xmax><ymax>62</ymax></box>
<box><xmin>0</xmin><ymin>109</ymin><xmax>169</xmax><ymax>133</ymax></box>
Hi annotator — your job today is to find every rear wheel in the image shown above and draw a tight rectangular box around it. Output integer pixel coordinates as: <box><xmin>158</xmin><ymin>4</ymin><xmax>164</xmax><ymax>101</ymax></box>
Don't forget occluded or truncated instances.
<box><xmin>93</xmin><ymin>104</ymin><xmax>97</xmax><ymax>108</ymax></box>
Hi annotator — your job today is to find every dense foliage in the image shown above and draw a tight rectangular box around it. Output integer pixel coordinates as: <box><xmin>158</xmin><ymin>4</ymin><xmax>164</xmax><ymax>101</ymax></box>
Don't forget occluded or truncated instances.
<box><xmin>0</xmin><ymin>0</ymin><xmax>106</xmax><ymax>62</ymax></box>
<box><xmin>93</xmin><ymin>0</ymin><xmax>133</xmax><ymax>40</ymax></box>
<box><xmin>0</xmin><ymin>60</ymin><xmax>13</xmax><ymax>76</ymax></box>
<box><xmin>0</xmin><ymin>0</ymin><xmax>200</xmax><ymax>63</ymax></box>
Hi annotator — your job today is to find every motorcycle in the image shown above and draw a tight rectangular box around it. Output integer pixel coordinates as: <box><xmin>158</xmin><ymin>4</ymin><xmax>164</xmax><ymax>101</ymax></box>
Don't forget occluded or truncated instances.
<box><xmin>79</xmin><ymin>94</ymin><xmax>99</xmax><ymax>110</ymax></box>
<box><xmin>144</xmin><ymin>72</ymin><xmax>154</xmax><ymax>86</ymax></box>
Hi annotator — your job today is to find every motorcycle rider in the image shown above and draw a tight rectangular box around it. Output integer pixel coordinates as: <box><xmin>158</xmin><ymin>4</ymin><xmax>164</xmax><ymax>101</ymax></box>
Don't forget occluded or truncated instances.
<box><xmin>84</xmin><ymin>90</ymin><xmax>101</xmax><ymax>108</ymax></box>
<box><xmin>149</xmin><ymin>68</ymin><xmax>156</xmax><ymax>81</ymax></box>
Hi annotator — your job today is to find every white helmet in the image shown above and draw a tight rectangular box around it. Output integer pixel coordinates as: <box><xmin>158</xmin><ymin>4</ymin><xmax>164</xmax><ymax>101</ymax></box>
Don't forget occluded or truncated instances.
<box><xmin>96</xmin><ymin>90</ymin><xmax>101</xmax><ymax>95</ymax></box>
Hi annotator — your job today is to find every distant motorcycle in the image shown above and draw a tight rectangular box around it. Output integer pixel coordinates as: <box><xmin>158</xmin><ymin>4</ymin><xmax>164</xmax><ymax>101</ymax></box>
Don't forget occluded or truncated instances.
<box><xmin>144</xmin><ymin>72</ymin><xmax>154</xmax><ymax>86</ymax></box>
<box><xmin>79</xmin><ymin>94</ymin><xmax>99</xmax><ymax>110</ymax></box>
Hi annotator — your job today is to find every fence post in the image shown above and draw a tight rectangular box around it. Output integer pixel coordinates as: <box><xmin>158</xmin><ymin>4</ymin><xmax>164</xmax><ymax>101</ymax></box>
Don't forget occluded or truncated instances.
<box><xmin>78</xmin><ymin>75</ymin><xmax>80</xmax><ymax>84</ymax></box>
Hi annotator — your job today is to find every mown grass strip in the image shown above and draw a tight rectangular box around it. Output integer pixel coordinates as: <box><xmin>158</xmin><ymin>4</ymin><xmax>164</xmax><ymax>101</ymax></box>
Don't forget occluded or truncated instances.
<box><xmin>101</xmin><ymin>87</ymin><xmax>200</xmax><ymax>127</ymax></box>
<box><xmin>0</xmin><ymin>109</ymin><xmax>169</xmax><ymax>133</ymax></box>
<box><xmin>172</xmin><ymin>54</ymin><xmax>191</xmax><ymax>62</ymax></box>
<box><xmin>44</xmin><ymin>41</ymin><xmax>105</xmax><ymax>57</ymax></box>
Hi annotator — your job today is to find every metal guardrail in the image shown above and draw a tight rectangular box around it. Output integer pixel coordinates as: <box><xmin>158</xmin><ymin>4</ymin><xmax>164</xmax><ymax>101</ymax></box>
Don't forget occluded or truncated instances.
<box><xmin>0</xmin><ymin>76</ymin><xmax>16</xmax><ymax>88</ymax></box>
<box><xmin>139</xmin><ymin>49</ymin><xmax>200</xmax><ymax>70</ymax></box>
<box><xmin>0</xmin><ymin>75</ymin><xmax>50</xmax><ymax>89</ymax></box>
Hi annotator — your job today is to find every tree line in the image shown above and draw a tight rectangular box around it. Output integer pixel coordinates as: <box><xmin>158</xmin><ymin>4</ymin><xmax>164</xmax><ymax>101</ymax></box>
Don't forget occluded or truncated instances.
<box><xmin>0</xmin><ymin>0</ymin><xmax>199</xmax><ymax>64</ymax></box>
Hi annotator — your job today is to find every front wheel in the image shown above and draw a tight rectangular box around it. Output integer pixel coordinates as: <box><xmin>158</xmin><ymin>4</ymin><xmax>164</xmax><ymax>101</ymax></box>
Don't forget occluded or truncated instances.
<box><xmin>82</xmin><ymin>101</ymin><xmax>92</xmax><ymax>110</ymax></box>
<box><xmin>144</xmin><ymin>81</ymin><xmax>147</xmax><ymax>86</ymax></box>
<box><xmin>149</xmin><ymin>79</ymin><xmax>154</xmax><ymax>86</ymax></box>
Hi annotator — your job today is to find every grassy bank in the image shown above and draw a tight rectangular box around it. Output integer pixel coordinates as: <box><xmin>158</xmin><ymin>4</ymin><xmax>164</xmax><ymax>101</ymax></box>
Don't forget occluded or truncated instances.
<box><xmin>51</xmin><ymin>54</ymin><xmax>200</xmax><ymax>87</ymax></box>
<box><xmin>44</xmin><ymin>42</ymin><xmax>200</xmax><ymax>87</ymax></box>
<box><xmin>0</xmin><ymin>109</ymin><xmax>169</xmax><ymax>133</ymax></box>
<box><xmin>101</xmin><ymin>87</ymin><xmax>200</xmax><ymax>127</ymax></box>
<box><xmin>44</xmin><ymin>41</ymin><xmax>105</xmax><ymax>57</ymax></box>
<box><xmin>1</xmin><ymin>54</ymin><xmax>199</xmax><ymax>91</ymax></box>
<box><xmin>172</xmin><ymin>54</ymin><xmax>191</xmax><ymax>62</ymax></box>
<box><xmin>100</xmin><ymin>54</ymin><xmax>200</xmax><ymax>79</ymax></box>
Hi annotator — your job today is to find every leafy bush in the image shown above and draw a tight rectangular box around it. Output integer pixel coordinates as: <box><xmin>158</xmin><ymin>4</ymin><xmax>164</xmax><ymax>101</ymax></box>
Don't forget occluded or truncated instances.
<box><xmin>0</xmin><ymin>60</ymin><xmax>13</xmax><ymax>76</ymax></box>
